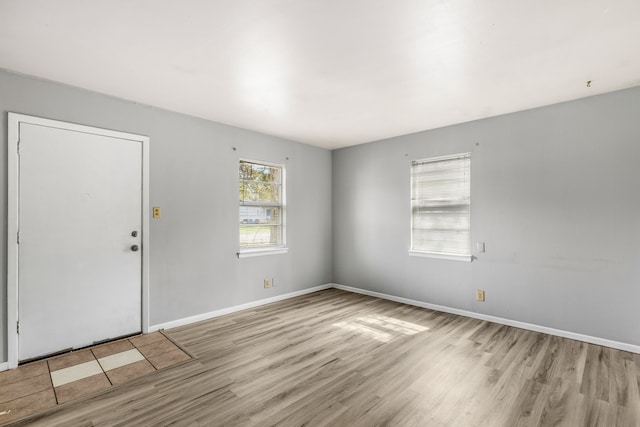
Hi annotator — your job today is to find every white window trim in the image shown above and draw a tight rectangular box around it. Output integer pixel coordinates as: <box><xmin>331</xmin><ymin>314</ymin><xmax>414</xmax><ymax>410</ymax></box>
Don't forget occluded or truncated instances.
<box><xmin>409</xmin><ymin>152</ymin><xmax>471</xmax><ymax>262</ymax></box>
<box><xmin>408</xmin><ymin>250</ymin><xmax>472</xmax><ymax>262</ymax></box>
<box><xmin>238</xmin><ymin>158</ymin><xmax>287</xmax><ymax>256</ymax></box>
<box><xmin>237</xmin><ymin>247</ymin><xmax>289</xmax><ymax>258</ymax></box>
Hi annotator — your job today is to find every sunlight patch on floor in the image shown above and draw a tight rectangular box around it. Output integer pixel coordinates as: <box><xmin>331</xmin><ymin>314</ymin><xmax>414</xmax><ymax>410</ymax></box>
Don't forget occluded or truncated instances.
<box><xmin>333</xmin><ymin>314</ymin><xmax>429</xmax><ymax>342</ymax></box>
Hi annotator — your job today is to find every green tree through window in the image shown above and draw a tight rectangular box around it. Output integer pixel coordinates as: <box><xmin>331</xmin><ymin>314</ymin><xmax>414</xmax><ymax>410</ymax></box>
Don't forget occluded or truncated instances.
<box><xmin>239</xmin><ymin>160</ymin><xmax>284</xmax><ymax>249</ymax></box>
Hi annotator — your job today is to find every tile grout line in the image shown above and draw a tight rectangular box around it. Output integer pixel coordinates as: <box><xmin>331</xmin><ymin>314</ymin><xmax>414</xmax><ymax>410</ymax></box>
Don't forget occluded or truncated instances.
<box><xmin>46</xmin><ymin>360</ymin><xmax>60</xmax><ymax>405</ymax></box>
<box><xmin>133</xmin><ymin>337</ymin><xmax>185</xmax><ymax>368</ymax></box>
<box><xmin>92</xmin><ymin>348</ymin><xmax>114</xmax><ymax>387</ymax></box>
<box><xmin>132</xmin><ymin>342</ymin><xmax>160</xmax><ymax>370</ymax></box>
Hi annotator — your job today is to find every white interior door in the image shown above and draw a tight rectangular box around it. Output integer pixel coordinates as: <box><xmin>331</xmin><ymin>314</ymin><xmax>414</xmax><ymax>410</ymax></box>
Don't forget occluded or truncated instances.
<box><xmin>18</xmin><ymin>122</ymin><xmax>143</xmax><ymax>361</ymax></box>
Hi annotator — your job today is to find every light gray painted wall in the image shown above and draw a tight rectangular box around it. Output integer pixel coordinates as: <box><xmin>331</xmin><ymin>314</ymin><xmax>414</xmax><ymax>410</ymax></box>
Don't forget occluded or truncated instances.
<box><xmin>0</xmin><ymin>70</ymin><xmax>333</xmax><ymax>363</ymax></box>
<box><xmin>2</xmin><ymin>69</ymin><xmax>639</xmax><ymax>363</ymax></box>
<box><xmin>333</xmin><ymin>87</ymin><xmax>640</xmax><ymax>346</ymax></box>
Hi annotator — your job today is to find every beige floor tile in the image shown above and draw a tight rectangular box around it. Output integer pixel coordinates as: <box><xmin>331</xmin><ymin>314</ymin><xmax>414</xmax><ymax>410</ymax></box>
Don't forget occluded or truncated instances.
<box><xmin>105</xmin><ymin>360</ymin><xmax>156</xmax><ymax>385</ymax></box>
<box><xmin>50</xmin><ymin>360</ymin><xmax>103</xmax><ymax>387</ymax></box>
<box><xmin>136</xmin><ymin>338</ymin><xmax>179</xmax><ymax>359</ymax></box>
<box><xmin>47</xmin><ymin>349</ymin><xmax>96</xmax><ymax>371</ymax></box>
<box><xmin>0</xmin><ymin>335</ymin><xmax>189</xmax><ymax>422</ymax></box>
<box><xmin>98</xmin><ymin>349</ymin><xmax>145</xmax><ymax>372</ymax></box>
<box><xmin>54</xmin><ymin>373</ymin><xmax>111</xmax><ymax>404</ymax></box>
<box><xmin>0</xmin><ymin>388</ymin><xmax>56</xmax><ymax>425</ymax></box>
<box><xmin>91</xmin><ymin>339</ymin><xmax>134</xmax><ymax>359</ymax></box>
<box><xmin>0</xmin><ymin>361</ymin><xmax>48</xmax><ymax>387</ymax></box>
<box><xmin>146</xmin><ymin>348</ymin><xmax>191</xmax><ymax>370</ymax></box>
<box><xmin>0</xmin><ymin>373</ymin><xmax>52</xmax><ymax>404</ymax></box>
<box><xmin>130</xmin><ymin>332</ymin><xmax>166</xmax><ymax>348</ymax></box>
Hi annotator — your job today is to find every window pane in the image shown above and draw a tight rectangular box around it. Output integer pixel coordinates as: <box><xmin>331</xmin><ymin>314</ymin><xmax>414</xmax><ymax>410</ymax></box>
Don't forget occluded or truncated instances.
<box><xmin>240</xmin><ymin>206</ymin><xmax>281</xmax><ymax>226</ymax></box>
<box><xmin>239</xmin><ymin>162</ymin><xmax>280</xmax><ymax>184</ymax></box>
<box><xmin>412</xmin><ymin>228</ymin><xmax>470</xmax><ymax>254</ymax></box>
<box><xmin>240</xmin><ymin>224</ymin><xmax>282</xmax><ymax>247</ymax></box>
<box><xmin>411</xmin><ymin>154</ymin><xmax>470</xmax><ymax>256</ymax></box>
<box><xmin>239</xmin><ymin>160</ymin><xmax>284</xmax><ymax>249</ymax></box>
<box><xmin>239</xmin><ymin>181</ymin><xmax>280</xmax><ymax>204</ymax></box>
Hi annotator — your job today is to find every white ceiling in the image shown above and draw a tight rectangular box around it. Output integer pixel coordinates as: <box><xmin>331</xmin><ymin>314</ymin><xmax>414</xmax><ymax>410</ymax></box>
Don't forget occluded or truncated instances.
<box><xmin>1</xmin><ymin>1</ymin><xmax>639</xmax><ymax>150</ymax></box>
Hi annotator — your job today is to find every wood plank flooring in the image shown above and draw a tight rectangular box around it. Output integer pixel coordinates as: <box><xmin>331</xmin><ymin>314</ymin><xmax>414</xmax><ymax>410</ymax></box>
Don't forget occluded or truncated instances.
<box><xmin>8</xmin><ymin>288</ymin><xmax>640</xmax><ymax>426</ymax></box>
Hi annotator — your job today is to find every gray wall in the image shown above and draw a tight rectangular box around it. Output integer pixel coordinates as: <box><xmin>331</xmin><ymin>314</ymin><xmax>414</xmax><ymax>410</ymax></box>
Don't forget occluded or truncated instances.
<box><xmin>0</xmin><ymin>70</ymin><xmax>333</xmax><ymax>362</ymax></box>
<box><xmin>2</xmin><ymin>68</ymin><xmax>639</xmax><ymax>363</ymax></box>
<box><xmin>333</xmin><ymin>87</ymin><xmax>640</xmax><ymax>346</ymax></box>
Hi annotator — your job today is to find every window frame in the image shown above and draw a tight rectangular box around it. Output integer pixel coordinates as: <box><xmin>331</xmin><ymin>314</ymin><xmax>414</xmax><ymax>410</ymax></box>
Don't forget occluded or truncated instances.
<box><xmin>409</xmin><ymin>152</ymin><xmax>472</xmax><ymax>262</ymax></box>
<box><xmin>237</xmin><ymin>158</ymin><xmax>288</xmax><ymax>258</ymax></box>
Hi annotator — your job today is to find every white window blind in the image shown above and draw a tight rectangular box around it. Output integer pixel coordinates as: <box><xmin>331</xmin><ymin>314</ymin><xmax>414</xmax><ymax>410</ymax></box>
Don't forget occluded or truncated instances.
<box><xmin>411</xmin><ymin>153</ymin><xmax>471</xmax><ymax>259</ymax></box>
<box><xmin>239</xmin><ymin>160</ymin><xmax>285</xmax><ymax>250</ymax></box>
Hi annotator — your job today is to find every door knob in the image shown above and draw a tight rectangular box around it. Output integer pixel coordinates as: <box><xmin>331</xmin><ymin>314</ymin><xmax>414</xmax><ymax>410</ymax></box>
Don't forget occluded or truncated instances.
<box><xmin>131</xmin><ymin>231</ymin><xmax>138</xmax><ymax>237</ymax></box>
<box><xmin>131</xmin><ymin>245</ymin><xmax>139</xmax><ymax>252</ymax></box>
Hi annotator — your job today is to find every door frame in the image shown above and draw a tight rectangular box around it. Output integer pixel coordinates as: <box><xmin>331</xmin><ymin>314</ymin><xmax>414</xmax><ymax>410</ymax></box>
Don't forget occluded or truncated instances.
<box><xmin>7</xmin><ymin>112</ymin><xmax>150</xmax><ymax>369</ymax></box>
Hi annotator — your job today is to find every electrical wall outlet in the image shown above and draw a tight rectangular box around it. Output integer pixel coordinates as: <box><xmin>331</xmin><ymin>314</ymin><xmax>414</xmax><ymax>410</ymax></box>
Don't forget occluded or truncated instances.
<box><xmin>264</xmin><ymin>279</ymin><xmax>271</xmax><ymax>288</ymax></box>
<box><xmin>152</xmin><ymin>207</ymin><xmax>161</xmax><ymax>219</ymax></box>
<box><xmin>476</xmin><ymin>290</ymin><xmax>485</xmax><ymax>302</ymax></box>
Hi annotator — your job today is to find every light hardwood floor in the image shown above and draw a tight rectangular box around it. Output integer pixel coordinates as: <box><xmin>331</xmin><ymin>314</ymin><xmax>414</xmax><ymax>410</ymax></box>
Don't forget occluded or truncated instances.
<box><xmin>10</xmin><ymin>288</ymin><xmax>640</xmax><ymax>426</ymax></box>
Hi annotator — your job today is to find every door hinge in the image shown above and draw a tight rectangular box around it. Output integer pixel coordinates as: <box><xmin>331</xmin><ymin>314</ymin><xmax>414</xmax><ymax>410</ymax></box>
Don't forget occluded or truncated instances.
<box><xmin>17</xmin><ymin>231</ymin><xmax>20</xmax><ymax>244</ymax></box>
<box><xmin>17</xmin><ymin>139</ymin><xmax>20</xmax><ymax>155</ymax></box>
<box><xmin>17</xmin><ymin>321</ymin><xmax>19</xmax><ymax>334</ymax></box>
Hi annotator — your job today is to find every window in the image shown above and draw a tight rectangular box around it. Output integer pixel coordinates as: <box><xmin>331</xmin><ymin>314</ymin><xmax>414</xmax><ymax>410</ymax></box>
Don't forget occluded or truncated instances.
<box><xmin>238</xmin><ymin>160</ymin><xmax>286</xmax><ymax>256</ymax></box>
<box><xmin>410</xmin><ymin>153</ymin><xmax>471</xmax><ymax>261</ymax></box>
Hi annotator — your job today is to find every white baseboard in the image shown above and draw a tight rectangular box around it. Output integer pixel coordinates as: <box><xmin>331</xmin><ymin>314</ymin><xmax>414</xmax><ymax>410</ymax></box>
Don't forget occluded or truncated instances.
<box><xmin>3</xmin><ymin>281</ymin><xmax>636</xmax><ymax>370</ymax></box>
<box><xmin>149</xmin><ymin>284</ymin><xmax>333</xmax><ymax>332</ymax></box>
<box><xmin>332</xmin><ymin>283</ymin><xmax>640</xmax><ymax>355</ymax></box>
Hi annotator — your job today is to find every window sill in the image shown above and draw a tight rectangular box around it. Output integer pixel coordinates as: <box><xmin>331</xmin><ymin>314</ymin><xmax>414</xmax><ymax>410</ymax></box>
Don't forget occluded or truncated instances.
<box><xmin>237</xmin><ymin>247</ymin><xmax>289</xmax><ymax>258</ymax></box>
<box><xmin>408</xmin><ymin>250</ymin><xmax>472</xmax><ymax>262</ymax></box>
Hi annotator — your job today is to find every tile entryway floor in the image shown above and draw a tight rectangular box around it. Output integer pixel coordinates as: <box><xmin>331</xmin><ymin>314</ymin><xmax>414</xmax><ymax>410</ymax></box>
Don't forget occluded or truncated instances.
<box><xmin>0</xmin><ymin>332</ymin><xmax>191</xmax><ymax>425</ymax></box>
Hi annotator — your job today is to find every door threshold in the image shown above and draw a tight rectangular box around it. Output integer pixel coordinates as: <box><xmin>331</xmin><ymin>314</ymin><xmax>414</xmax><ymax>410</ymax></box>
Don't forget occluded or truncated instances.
<box><xmin>19</xmin><ymin>332</ymin><xmax>142</xmax><ymax>366</ymax></box>
<box><xmin>19</xmin><ymin>348</ymin><xmax>73</xmax><ymax>365</ymax></box>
